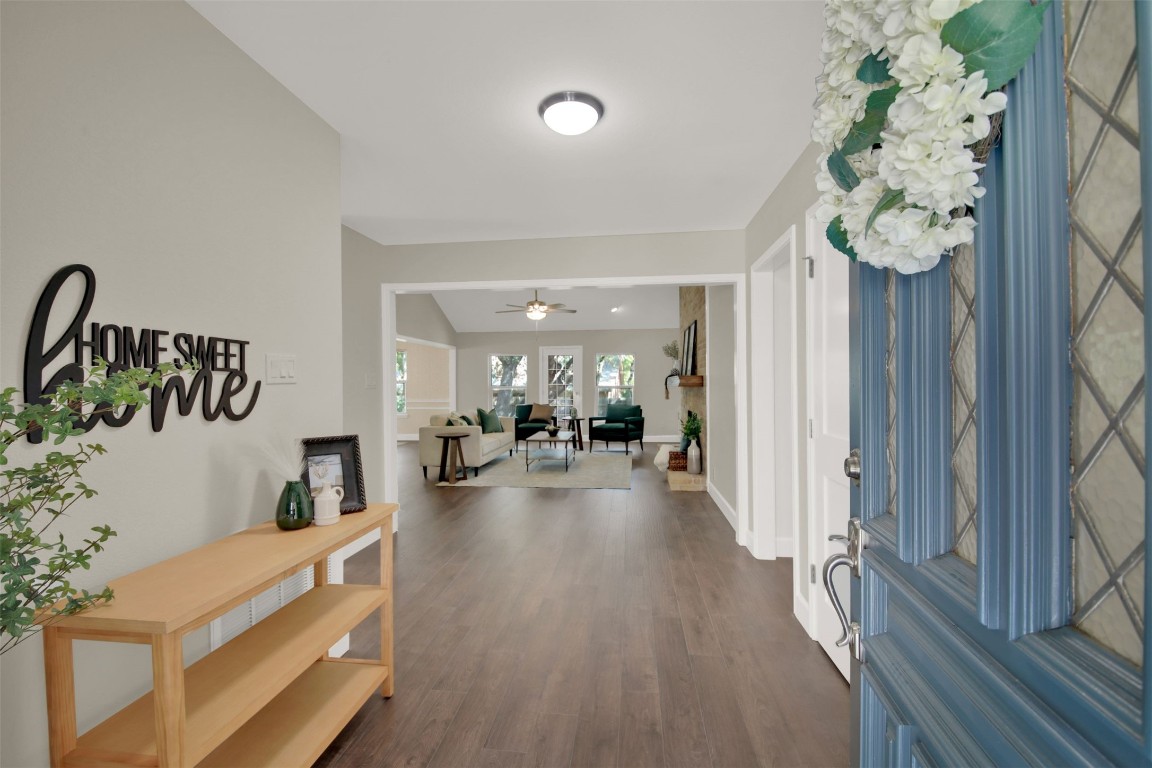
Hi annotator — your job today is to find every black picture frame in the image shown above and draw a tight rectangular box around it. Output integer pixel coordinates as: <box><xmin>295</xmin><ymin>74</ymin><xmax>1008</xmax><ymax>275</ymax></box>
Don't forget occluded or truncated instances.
<box><xmin>681</xmin><ymin>320</ymin><xmax>697</xmax><ymax>376</ymax></box>
<box><xmin>301</xmin><ymin>434</ymin><xmax>366</xmax><ymax>513</ymax></box>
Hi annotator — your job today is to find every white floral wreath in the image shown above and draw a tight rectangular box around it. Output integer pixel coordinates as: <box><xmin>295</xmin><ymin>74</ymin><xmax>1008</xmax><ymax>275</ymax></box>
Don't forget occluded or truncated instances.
<box><xmin>813</xmin><ymin>0</ymin><xmax>1050</xmax><ymax>274</ymax></box>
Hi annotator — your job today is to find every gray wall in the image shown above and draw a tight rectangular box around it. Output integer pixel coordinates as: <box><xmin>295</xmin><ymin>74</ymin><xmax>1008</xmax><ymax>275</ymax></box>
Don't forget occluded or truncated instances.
<box><xmin>0</xmin><ymin>3</ymin><xmax>342</xmax><ymax>765</ymax></box>
<box><xmin>744</xmin><ymin>141</ymin><xmax>822</xmax><ymax>598</ymax></box>
<box><xmin>397</xmin><ymin>294</ymin><xmax>458</xmax><ymax>346</ymax></box>
<box><xmin>707</xmin><ymin>285</ymin><xmax>738</xmax><ymax>509</ymax></box>
<box><xmin>455</xmin><ymin>328</ymin><xmax>681</xmax><ymax>438</ymax></box>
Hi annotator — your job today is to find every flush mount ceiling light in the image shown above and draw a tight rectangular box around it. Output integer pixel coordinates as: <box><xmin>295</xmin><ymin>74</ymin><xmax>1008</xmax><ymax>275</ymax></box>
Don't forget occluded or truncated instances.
<box><xmin>539</xmin><ymin>91</ymin><xmax>604</xmax><ymax>136</ymax></box>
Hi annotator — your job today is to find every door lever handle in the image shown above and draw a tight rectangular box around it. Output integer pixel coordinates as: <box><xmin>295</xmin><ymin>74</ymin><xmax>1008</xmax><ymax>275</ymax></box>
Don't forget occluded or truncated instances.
<box><xmin>822</xmin><ymin>552</ymin><xmax>854</xmax><ymax>647</ymax></box>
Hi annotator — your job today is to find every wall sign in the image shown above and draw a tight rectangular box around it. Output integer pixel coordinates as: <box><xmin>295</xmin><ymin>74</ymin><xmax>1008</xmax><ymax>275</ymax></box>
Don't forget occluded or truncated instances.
<box><xmin>24</xmin><ymin>264</ymin><xmax>261</xmax><ymax>440</ymax></box>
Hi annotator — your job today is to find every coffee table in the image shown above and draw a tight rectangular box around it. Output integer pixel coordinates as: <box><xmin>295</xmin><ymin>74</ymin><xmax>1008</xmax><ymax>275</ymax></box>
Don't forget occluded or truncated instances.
<box><xmin>524</xmin><ymin>430</ymin><xmax>577</xmax><ymax>472</ymax></box>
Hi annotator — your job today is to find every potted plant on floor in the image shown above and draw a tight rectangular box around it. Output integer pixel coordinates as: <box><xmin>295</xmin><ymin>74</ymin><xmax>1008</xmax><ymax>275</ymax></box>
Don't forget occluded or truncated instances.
<box><xmin>681</xmin><ymin>410</ymin><xmax>703</xmax><ymax>475</ymax></box>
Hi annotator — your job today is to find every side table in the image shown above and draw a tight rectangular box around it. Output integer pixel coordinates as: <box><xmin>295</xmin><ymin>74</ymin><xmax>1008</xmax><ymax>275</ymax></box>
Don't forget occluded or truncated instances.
<box><xmin>435</xmin><ymin>431</ymin><xmax>470</xmax><ymax>484</ymax></box>
<box><xmin>561</xmin><ymin>416</ymin><xmax>584</xmax><ymax>450</ymax></box>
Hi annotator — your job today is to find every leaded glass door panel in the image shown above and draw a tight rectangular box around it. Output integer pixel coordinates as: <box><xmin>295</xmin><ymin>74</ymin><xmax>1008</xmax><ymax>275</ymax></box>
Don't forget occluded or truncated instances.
<box><xmin>539</xmin><ymin>346</ymin><xmax>582</xmax><ymax>420</ymax></box>
<box><xmin>839</xmin><ymin>3</ymin><xmax>1152</xmax><ymax>765</ymax></box>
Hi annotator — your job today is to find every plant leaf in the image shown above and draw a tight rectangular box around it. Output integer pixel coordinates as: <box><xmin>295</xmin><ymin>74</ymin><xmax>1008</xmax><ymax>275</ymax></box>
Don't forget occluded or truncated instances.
<box><xmin>856</xmin><ymin>53</ymin><xmax>891</xmax><ymax>84</ymax></box>
<box><xmin>840</xmin><ymin>85</ymin><xmax>900</xmax><ymax>156</ymax></box>
<box><xmin>827</xmin><ymin>150</ymin><xmax>860</xmax><ymax>193</ymax></box>
<box><xmin>941</xmin><ymin>0</ymin><xmax>1051</xmax><ymax>90</ymax></box>
<box><xmin>866</xmin><ymin>85</ymin><xmax>900</xmax><ymax>113</ymax></box>
<box><xmin>827</xmin><ymin>217</ymin><xmax>858</xmax><ymax>262</ymax></box>
<box><xmin>865</xmin><ymin>187</ymin><xmax>906</xmax><ymax>234</ymax></box>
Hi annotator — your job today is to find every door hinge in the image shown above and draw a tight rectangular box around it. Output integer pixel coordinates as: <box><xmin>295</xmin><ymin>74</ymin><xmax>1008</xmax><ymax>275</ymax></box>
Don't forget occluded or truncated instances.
<box><xmin>810</xmin><ymin>564</ymin><xmax>817</xmax><ymax>584</ymax></box>
<box><xmin>808</xmin><ymin>419</ymin><xmax>813</xmax><ymax>438</ymax></box>
<box><xmin>806</xmin><ymin>256</ymin><xmax>815</xmax><ymax>278</ymax></box>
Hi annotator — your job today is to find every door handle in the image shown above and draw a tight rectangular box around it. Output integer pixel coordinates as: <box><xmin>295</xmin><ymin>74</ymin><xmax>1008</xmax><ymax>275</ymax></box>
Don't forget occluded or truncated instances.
<box><xmin>822</xmin><ymin>551</ymin><xmax>855</xmax><ymax>649</ymax></box>
<box><xmin>820</xmin><ymin>519</ymin><xmax>867</xmax><ymax>661</ymax></box>
<box><xmin>844</xmin><ymin>448</ymin><xmax>862</xmax><ymax>486</ymax></box>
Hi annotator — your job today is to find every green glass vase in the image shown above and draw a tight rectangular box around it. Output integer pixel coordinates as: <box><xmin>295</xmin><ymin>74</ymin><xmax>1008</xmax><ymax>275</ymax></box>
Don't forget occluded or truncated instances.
<box><xmin>276</xmin><ymin>480</ymin><xmax>313</xmax><ymax>530</ymax></box>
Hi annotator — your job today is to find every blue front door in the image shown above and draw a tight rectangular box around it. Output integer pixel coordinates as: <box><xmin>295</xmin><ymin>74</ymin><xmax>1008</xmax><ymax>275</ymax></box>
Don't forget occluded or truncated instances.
<box><xmin>842</xmin><ymin>2</ymin><xmax>1152</xmax><ymax>764</ymax></box>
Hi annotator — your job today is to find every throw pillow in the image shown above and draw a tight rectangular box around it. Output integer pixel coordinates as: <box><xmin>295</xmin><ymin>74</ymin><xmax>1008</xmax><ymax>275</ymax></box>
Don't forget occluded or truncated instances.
<box><xmin>528</xmin><ymin>403</ymin><xmax>555</xmax><ymax>422</ymax></box>
<box><xmin>477</xmin><ymin>407</ymin><xmax>504</xmax><ymax>433</ymax></box>
<box><xmin>448</xmin><ymin>411</ymin><xmax>474</xmax><ymax>426</ymax></box>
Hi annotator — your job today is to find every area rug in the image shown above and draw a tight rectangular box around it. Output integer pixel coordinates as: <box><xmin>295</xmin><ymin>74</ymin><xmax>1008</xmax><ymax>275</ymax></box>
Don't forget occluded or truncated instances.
<box><xmin>437</xmin><ymin>452</ymin><xmax>631</xmax><ymax>489</ymax></box>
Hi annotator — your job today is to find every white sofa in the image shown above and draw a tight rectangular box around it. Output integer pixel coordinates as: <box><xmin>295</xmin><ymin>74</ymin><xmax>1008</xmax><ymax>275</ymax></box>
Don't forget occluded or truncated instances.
<box><xmin>418</xmin><ymin>413</ymin><xmax>516</xmax><ymax>479</ymax></box>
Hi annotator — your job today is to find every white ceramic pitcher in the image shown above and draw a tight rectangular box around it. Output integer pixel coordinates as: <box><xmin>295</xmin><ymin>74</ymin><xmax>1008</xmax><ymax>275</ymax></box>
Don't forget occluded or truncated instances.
<box><xmin>313</xmin><ymin>482</ymin><xmax>344</xmax><ymax>526</ymax></box>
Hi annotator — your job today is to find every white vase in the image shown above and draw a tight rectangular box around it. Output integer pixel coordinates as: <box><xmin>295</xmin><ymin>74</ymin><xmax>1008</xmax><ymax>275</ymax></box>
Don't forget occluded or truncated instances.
<box><xmin>313</xmin><ymin>482</ymin><xmax>344</xmax><ymax>526</ymax></box>
<box><xmin>687</xmin><ymin>439</ymin><xmax>702</xmax><ymax>475</ymax></box>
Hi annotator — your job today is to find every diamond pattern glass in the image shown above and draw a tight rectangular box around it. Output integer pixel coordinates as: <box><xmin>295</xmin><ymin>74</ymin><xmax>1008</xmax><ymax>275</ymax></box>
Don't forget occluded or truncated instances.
<box><xmin>951</xmin><ymin>245</ymin><xmax>978</xmax><ymax>564</ymax></box>
<box><xmin>886</xmin><ymin>270</ymin><xmax>898</xmax><ymax>517</ymax></box>
<box><xmin>1066</xmin><ymin>0</ymin><xmax>1145</xmax><ymax>666</ymax></box>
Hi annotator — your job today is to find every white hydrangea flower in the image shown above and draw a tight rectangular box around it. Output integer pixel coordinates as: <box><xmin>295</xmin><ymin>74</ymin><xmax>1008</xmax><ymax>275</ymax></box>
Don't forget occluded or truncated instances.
<box><xmin>811</xmin><ymin>0</ymin><xmax>994</xmax><ymax>272</ymax></box>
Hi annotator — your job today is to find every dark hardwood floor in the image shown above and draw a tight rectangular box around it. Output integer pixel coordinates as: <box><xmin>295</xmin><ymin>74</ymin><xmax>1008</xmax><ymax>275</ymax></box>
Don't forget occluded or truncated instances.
<box><xmin>314</xmin><ymin>443</ymin><xmax>849</xmax><ymax>768</ymax></box>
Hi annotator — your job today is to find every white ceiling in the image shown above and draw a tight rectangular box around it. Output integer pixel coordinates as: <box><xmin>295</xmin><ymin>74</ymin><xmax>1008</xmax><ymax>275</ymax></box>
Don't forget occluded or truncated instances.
<box><xmin>425</xmin><ymin>285</ymin><xmax>681</xmax><ymax>333</ymax></box>
<box><xmin>188</xmin><ymin>1</ymin><xmax>824</xmax><ymax>247</ymax></box>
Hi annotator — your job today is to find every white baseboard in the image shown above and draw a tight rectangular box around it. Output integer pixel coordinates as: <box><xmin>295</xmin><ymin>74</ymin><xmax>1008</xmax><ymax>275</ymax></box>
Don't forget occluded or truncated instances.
<box><xmin>707</xmin><ymin>481</ymin><xmax>739</xmax><ymax>535</ymax></box>
<box><xmin>646</xmin><ymin>434</ymin><xmax>681</xmax><ymax>444</ymax></box>
<box><xmin>794</xmin><ymin>589</ymin><xmax>817</xmax><ymax>640</ymax></box>
<box><xmin>397</xmin><ymin>433</ymin><xmax>418</xmax><ymax>442</ymax></box>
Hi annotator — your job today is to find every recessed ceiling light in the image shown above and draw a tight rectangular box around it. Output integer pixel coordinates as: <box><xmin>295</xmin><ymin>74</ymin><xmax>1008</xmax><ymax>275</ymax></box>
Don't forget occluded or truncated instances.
<box><xmin>611</xmin><ymin>306</ymin><xmax>620</xmax><ymax>313</ymax></box>
<box><xmin>539</xmin><ymin>91</ymin><xmax>604</xmax><ymax>136</ymax></box>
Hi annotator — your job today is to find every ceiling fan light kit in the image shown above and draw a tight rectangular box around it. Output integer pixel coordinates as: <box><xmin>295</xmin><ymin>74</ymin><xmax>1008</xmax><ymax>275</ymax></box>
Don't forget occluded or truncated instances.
<box><xmin>496</xmin><ymin>289</ymin><xmax>578</xmax><ymax>320</ymax></box>
<box><xmin>539</xmin><ymin>91</ymin><xmax>603</xmax><ymax>136</ymax></box>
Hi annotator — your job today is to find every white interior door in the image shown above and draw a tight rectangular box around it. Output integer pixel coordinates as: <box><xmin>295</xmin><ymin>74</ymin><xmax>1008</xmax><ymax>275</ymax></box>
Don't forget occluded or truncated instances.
<box><xmin>539</xmin><ymin>346</ymin><xmax>582</xmax><ymax>418</ymax></box>
<box><xmin>806</xmin><ymin>209</ymin><xmax>852</xmax><ymax>681</ymax></box>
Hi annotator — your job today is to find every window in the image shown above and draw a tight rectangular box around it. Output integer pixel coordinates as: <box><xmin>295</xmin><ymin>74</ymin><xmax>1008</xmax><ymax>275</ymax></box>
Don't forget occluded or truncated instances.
<box><xmin>395</xmin><ymin>349</ymin><xmax>407</xmax><ymax>414</ymax></box>
<box><xmin>489</xmin><ymin>354</ymin><xmax>527</xmax><ymax>417</ymax></box>
<box><xmin>595</xmin><ymin>354</ymin><xmax>635</xmax><ymax>413</ymax></box>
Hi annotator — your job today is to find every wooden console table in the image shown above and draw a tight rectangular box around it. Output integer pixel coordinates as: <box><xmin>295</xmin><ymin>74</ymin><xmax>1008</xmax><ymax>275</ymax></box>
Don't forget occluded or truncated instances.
<box><xmin>43</xmin><ymin>503</ymin><xmax>396</xmax><ymax>768</ymax></box>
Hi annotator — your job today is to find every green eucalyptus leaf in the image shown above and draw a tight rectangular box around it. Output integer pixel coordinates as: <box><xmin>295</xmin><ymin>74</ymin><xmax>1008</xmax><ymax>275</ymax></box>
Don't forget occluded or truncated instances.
<box><xmin>827</xmin><ymin>217</ymin><xmax>859</xmax><ymax>262</ymax></box>
<box><xmin>865</xmin><ymin>187</ymin><xmax>906</xmax><ymax>234</ymax></box>
<box><xmin>865</xmin><ymin>84</ymin><xmax>900</xmax><ymax>114</ymax></box>
<box><xmin>827</xmin><ymin>150</ymin><xmax>860</xmax><ymax>193</ymax></box>
<box><xmin>856</xmin><ymin>53</ymin><xmax>892</xmax><ymax>84</ymax></box>
<box><xmin>840</xmin><ymin>85</ymin><xmax>900</xmax><ymax>156</ymax></box>
<box><xmin>941</xmin><ymin>0</ymin><xmax>1051</xmax><ymax>90</ymax></box>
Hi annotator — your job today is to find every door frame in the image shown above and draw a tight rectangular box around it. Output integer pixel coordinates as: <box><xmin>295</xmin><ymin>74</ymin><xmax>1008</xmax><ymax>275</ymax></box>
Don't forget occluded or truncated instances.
<box><xmin>380</xmin><ymin>274</ymin><xmax>748</xmax><ymax>542</ymax></box>
<box><xmin>394</xmin><ymin>335</ymin><xmax>457</xmax><ymax>441</ymax></box>
<box><xmin>749</xmin><ymin>226</ymin><xmax>800</xmax><ymax>565</ymax></box>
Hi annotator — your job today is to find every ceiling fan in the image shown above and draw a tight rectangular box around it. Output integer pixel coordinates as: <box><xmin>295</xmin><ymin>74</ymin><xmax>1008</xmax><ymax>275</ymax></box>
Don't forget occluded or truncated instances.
<box><xmin>496</xmin><ymin>289</ymin><xmax>577</xmax><ymax>320</ymax></box>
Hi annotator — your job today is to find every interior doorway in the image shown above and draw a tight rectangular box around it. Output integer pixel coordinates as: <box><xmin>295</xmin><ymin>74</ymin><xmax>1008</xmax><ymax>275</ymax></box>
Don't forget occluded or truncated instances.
<box><xmin>749</xmin><ymin>227</ymin><xmax>799</xmax><ymax>564</ymax></box>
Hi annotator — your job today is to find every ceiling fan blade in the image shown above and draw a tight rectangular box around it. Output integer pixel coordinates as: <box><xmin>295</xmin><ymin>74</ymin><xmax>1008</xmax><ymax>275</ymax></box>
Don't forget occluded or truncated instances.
<box><xmin>505</xmin><ymin>304</ymin><xmax>528</xmax><ymax>309</ymax></box>
<box><xmin>545</xmin><ymin>303</ymin><xmax>567</xmax><ymax>310</ymax></box>
<box><xmin>546</xmin><ymin>308</ymin><xmax>578</xmax><ymax>313</ymax></box>
<box><xmin>495</xmin><ymin>309</ymin><xmax>527</xmax><ymax>314</ymax></box>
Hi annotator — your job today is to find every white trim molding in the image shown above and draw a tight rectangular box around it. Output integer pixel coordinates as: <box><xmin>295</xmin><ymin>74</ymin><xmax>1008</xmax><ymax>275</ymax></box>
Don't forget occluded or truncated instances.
<box><xmin>749</xmin><ymin>225</ymin><xmax>798</xmax><ymax>561</ymax></box>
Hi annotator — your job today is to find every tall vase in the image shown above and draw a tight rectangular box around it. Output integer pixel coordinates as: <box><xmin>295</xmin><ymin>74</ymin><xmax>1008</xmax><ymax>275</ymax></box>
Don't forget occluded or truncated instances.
<box><xmin>687</xmin><ymin>439</ymin><xmax>702</xmax><ymax>475</ymax></box>
<box><xmin>276</xmin><ymin>480</ymin><xmax>314</xmax><ymax>530</ymax></box>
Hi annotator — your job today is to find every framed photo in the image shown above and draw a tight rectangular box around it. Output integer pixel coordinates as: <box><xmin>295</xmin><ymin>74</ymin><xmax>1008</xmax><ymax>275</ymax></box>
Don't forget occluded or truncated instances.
<box><xmin>681</xmin><ymin>320</ymin><xmax>697</xmax><ymax>376</ymax></box>
<box><xmin>301</xmin><ymin>434</ymin><xmax>366</xmax><ymax>513</ymax></box>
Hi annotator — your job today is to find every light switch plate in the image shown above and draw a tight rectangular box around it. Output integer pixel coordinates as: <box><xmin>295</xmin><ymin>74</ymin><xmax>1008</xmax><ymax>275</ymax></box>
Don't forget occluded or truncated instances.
<box><xmin>266</xmin><ymin>353</ymin><xmax>297</xmax><ymax>385</ymax></box>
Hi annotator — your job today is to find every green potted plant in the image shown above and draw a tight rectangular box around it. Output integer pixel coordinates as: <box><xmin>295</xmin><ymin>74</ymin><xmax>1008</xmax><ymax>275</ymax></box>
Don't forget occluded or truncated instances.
<box><xmin>680</xmin><ymin>410</ymin><xmax>701</xmax><ymax>451</ymax></box>
<box><xmin>0</xmin><ymin>360</ymin><xmax>183</xmax><ymax>653</ymax></box>
<box><xmin>681</xmin><ymin>410</ymin><xmax>703</xmax><ymax>475</ymax></box>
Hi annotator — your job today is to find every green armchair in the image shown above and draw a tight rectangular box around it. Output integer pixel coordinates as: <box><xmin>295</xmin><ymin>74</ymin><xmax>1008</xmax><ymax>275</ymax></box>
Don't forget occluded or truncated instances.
<box><xmin>513</xmin><ymin>403</ymin><xmax>557</xmax><ymax>451</ymax></box>
<box><xmin>588</xmin><ymin>403</ymin><xmax>645</xmax><ymax>453</ymax></box>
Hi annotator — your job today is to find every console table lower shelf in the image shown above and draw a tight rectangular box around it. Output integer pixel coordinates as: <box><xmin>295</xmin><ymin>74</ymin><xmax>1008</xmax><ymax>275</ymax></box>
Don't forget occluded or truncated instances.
<box><xmin>44</xmin><ymin>503</ymin><xmax>396</xmax><ymax>768</ymax></box>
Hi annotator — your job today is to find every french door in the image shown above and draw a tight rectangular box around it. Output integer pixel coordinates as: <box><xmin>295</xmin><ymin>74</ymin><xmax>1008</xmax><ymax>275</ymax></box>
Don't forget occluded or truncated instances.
<box><xmin>834</xmin><ymin>3</ymin><xmax>1152</xmax><ymax>764</ymax></box>
<box><xmin>539</xmin><ymin>346</ymin><xmax>582</xmax><ymax>419</ymax></box>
